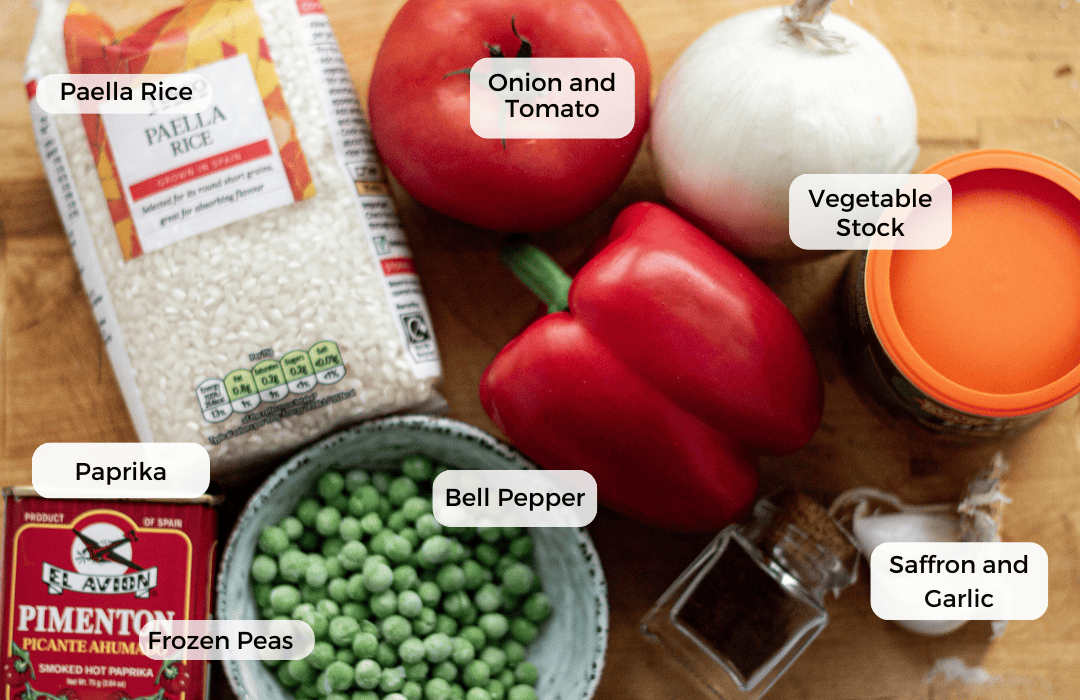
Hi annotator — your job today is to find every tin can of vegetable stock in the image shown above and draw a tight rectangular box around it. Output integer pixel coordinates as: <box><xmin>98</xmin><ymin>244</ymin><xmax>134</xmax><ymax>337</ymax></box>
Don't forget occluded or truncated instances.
<box><xmin>1</xmin><ymin>488</ymin><xmax>221</xmax><ymax>700</ymax></box>
<box><xmin>840</xmin><ymin>150</ymin><xmax>1080</xmax><ymax>438</ymax></box>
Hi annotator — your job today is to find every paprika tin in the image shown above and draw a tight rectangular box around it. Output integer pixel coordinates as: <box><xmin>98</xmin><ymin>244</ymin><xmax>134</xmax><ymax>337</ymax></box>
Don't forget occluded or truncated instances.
<box><xmin>840</xmin><ymin>150</ymin><xmax>1080</xmax><ymax>438</ymax></box>
<box><xmin>1</xmin><ymin>488</ymin><xmax>221</xmax><ymax>700</ymax></box>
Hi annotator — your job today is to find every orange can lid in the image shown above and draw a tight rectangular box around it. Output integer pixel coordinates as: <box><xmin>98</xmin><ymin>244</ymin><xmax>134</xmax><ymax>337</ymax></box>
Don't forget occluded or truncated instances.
<box><xmin>866</xmin><ymin>150</ymin><xmax>1080</xmax><ymax>417</ymax></box>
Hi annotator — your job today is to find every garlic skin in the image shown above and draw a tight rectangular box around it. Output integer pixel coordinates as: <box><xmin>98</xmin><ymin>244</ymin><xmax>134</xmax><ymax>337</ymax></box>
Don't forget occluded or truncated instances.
<box><xmin>651</xmin><ymin>6</ymin><xmax>918</xmax><ymax>258</ymax></box>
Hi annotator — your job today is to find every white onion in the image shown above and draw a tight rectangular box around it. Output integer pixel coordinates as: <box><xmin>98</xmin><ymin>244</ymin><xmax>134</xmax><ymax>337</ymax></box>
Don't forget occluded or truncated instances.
<box><xmin>651</xmin><ymin>0</ymin><xmax>918</xmax><ymax>257</ymax></box>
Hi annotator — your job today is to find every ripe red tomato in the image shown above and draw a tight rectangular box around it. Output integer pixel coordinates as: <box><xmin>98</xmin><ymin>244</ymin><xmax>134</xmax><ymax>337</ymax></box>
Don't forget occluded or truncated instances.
<box><xmin>368</xmin><ymin>0</ymin><xmax>650</xmax><ymax>233</ymax></box>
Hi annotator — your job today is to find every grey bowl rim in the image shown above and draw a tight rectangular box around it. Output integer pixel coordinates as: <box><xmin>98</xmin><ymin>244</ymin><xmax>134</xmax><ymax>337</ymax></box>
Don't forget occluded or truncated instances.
<box><xmin>215</xmin><ymin>414</ymin><xmax>609</xmax><ymax>700</ymax></box>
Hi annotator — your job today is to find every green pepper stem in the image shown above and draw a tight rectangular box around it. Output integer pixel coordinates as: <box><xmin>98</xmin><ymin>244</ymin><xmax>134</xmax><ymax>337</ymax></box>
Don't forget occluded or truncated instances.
<box><xmin>502</xmin><ymin>238</ymin><xmax>572</xmax><ymax>314</ymax></box>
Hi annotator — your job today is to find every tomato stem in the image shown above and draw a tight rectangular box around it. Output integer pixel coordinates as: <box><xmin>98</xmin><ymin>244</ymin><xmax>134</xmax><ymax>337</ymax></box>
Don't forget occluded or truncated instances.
<box><xmin>502</xmin><ymin>238</ymin><xmax>572</xmax><ymax>314</ymax></box>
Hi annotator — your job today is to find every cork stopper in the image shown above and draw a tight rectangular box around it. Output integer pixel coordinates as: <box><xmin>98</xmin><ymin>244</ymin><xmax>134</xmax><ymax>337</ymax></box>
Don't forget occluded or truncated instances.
<box><xmin>750</xmin><ymin>492</ymin><xmax>859</xmax><ymax>600</ymax></box>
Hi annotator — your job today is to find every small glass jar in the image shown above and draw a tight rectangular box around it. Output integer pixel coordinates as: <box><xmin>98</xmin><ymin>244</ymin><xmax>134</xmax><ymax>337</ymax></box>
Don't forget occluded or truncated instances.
<box><xmin>641</xmin><ymin>493</ymin><xmax>858</xmax><ymax>699</ymax></box>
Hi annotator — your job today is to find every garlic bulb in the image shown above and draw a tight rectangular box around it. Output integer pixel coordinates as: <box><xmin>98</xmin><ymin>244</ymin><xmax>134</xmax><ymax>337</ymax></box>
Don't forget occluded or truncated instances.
<box><xmin>651</xmin><ymin>0</ymin><xmax>918</xmax><ymax>258</ymax></box>
<box><xmin>829</xmin><ymin>453</ymin><xmax>1010</xmax><ymax>637</ymax></box>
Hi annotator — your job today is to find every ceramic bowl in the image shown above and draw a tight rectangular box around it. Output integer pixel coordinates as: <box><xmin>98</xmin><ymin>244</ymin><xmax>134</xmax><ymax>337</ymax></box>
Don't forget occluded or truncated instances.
<box><xmin>216</xmin><ymin>415</ymin><xmax>608</xmax><ymax>700</ymax></box>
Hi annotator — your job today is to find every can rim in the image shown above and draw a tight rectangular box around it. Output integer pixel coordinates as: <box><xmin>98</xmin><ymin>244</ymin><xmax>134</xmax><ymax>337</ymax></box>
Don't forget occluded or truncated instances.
<box><xmin>866</xmin><ymin>149</ymin><xmax>1080</xmax><ymax>417</ymax></box>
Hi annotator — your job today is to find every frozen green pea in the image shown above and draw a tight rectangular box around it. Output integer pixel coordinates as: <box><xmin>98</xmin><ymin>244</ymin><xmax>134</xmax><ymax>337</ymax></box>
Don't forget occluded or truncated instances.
<box><xmin>473</xmin><ymin>584</ymin><xmax>501</xmax><ymax>613</ymax></box>
<box><xmin>501</xmin><ymin>640</ymin><xmax>525</xmax><ymax>666</ymax></box>
<box><xmin>317</xmin><ymin>599</ymin><xmax>342</xmax><ymax>618</ymax></box>
<box><xmin>398</xmin><ymin>637</ymin><xmax>425</xmax><ymax>664</ymax></box>
<box><xmin>365</xmin><ymin>562</ymin><xmax>394</xmax><ymax>593</ymax></box>
<box><xmin>500</xmin><ymin>528</ymin><xmax>521</xmax><ymax>539</ymax></box>
<box><xmin>435</xmin><ymin>614</ymin><xmax>459</xmax><ymax>636</ymax></box>
<box><xmin>401</xmin><ymin>680</ymin><xmax>423</xmax><ymax>700</ymax></box>
<box><xmin>458</xmin><ymin>627</ymin><xmax>485</xmax><ymax>652</ymax></box>
<box><xmin>507</xmin><ymin>537</ymin><xmax>532</xmax><ymax>560</ymax></box>
<box><xmin>293</xmin><ymin>602</ymin><xmax>316</xmax><ymax>617</ymax></box>
<box><xmin>327</xmin><ymin>694</ymin><xmax>350</xmax><ymax>700</ymax></box>
<box><xmin>500</xmin><ymin>564</ymin><xmax>534</xmax><ymax>597</ymax></box>
<box><xmin>326</xmin><ymin>557</ymin><xmax>345</xmax><ymax>580</ymax></box>
<box><xmin>345</xmin><ymin>469</ymin><xmax>370</xmax><ymax>492</ymax></box>
<box><xmin>339</xmin><ymin>540</ymin><xmax>369</xmax><ymax>571</ymax></box>
<box><xmin>297</xmin><ymin>498</ymin><xmax>321</xmax><ymax>527</ymax></box>
<box><xmin>297</xmin><ymin>609</ymin><xmax>329</xmax><ymax>640</ymax></box>
<box><xmin>370</xmin><ymin>530</ymin><xmax>392</xmax><ymax>556</ymax></box>
<box><xmin>380</xmin><ymin>666</ymin><xmax>406</xmax><ymax>692</ymax></box>
<box><xmin>480</xmin><ymin>648</ymin><xmax>506</xmax><ymax>675</ymax></box>
<box><xmin>387</xmin><ymin>511</ymin><xmax>409</xmax><ymax>532</ymax></box>
<box><xmin>359</xmin><ymin>619</ymin><xmax>379</xmax><ymax>636</ymax></box>
<box><xmin>310</xmin><ymin>641</ymin><xmax>336</xmax><ymax>670</ymax></box>
<box><xmin>425</xmin><ymin>678</ymin><xmax>451</xmax><ymax>700</ymax></box>
<box><xmin>476</xmin><ymin>528</ymin><xmax>501</xmax><ymax>544</ymax></box>
<box><xmin>522</xmin><ymin>593</ymin><xmax>550</xmax><ymax>623</ymax></box>
<box><xmin>306</xmin><ymin>559</ymin><xmax>329</xmax><ymax>588</ymax></box>
<box><xmin>361</xmin><ymin>512</ymin><xmax>385</xmax><ymax>536</ymax></box>
<box><xmin>330</xmin><ymin>615</ymin><xmax>361</xmax><ymax>647</ymax></box>
<box><xmin>421</xmin><ymin>536</ymin><xmax>452</xmax><ymax>565</ymax></box>
<box><xmin>254</xmin><ymin>582</ymin><xmax>272</xmax><ymax>609</ymax></box>
<box><xmin>371</xmin><ymin>590</ymin><xmax>398</xmax><ymax>619</ymax></box>
<box><xmin>509</xmin><ymin>619</ymin><xmax>537</xmax><ymax>646</ymax></box>
<box><xmin>376</xmin><ymin>641</ymin><xmax>399</xmax><ymax>667</ymax></box>
<box><xmin>496</xmin><ymin>671</ymin><xmax>514</xmax><ymax>689</ymax></box>
<box><xmin>329</xmin><ymin>494</ymin><xmax>350</xmax><ymax>514</ymax></box>
<box><xmin>495</xmin><ymin>557</ymin><xmax>517</xmax><ymax>579</ymax></box>
<box><xmin>337</xmin><ymin>648</ymin><xmax>357</xmax><ymax>665</ymax></box>
<box><xmin>342</xmin><ymin>602</ymin><xmax>368</xmax><ymax>620</ymax></box>
<box><xmin>317</xmin><ymin>507</ymin><xmax>344</xmax><ymax>537</ymax></box>
<box><xmin>354</xmin><ymin>659</ymin><xmax>382</xmax><ymax>690</ymax></box>
<box><xmin>417</xmin><ymin>582</ymin><xmax>441</xmax><ymax>607</ymax></box>
<box><xmin>413</xmin><ymin>607</ymin><xmax>438</xmax><ymax>636</ymax></box>
<box><xmin>474</xmin><ymin>544</ymin><xmax>498</xmax><ymax>568</ymax></box>
<box><xmin>402</xmin><ymin>496</ymin><xmax>432</xmax><ymax>522</ymax></box>
<box><xmin>298</xmin><ymin>530</ymin><xmax>320</xmax><ymax>551</ymax></box>
<box><xmin>277</xmin><ymin>663</ymin><xmax>301</xmax><ymax>688</ymax></box>
<box><xmin>382</xmin><ymin>615</ymin><xmax>413</xmax><ymax>645</ymax></box>
<box><xmin>385</xmin><ymin>694</ymin><xmax>408</xmax><ymax>700</ymax></box>
<box><xmin>372</xmin><ymin>472</ymin><xmax>392</xmax><ymax>493</ymax></box>
<box><xmin>405</xmin><ymin>661</ymin><xmax>429</xmax><ymax>681</ymax></box>
<box><xmin>448</xmin><ymin>541</ymin><xmax>468</xmax><ymax>564</ymax></box>
<box><xmin>259</xmin><ymin>526</ymin><xmax>290</xmax><ymax>556</ymax></box>
<box><xmin>436</xmin><ymin>565</ymin><xmax>465</xmax><ymax>593</ymax></box>
<box><xmin>352</xmin><ymin>692</ymin><xmax>379</xmax><ymax>700</ymax></box>
<box><xmin>323</xmin><ymin>538</ymin><xmax>346</xmax><ymax>559</ymax></box>
<box><xmin>399</xmin><ymin>528</ymin><xmax>421</xmax><ymax>549</ymax></box>
<box><xmin>352</xmin><ymin>631</ymin><xmax>379</xmax><ymax>659</ymax></box>
<box><xmin>401</xmin><ymin>455</ymin><xmax>433</xmax><ymax>481</ymax></box>
<box><xmin>486</xmin><ymin>680</ymin><xmax>505</xmax><ymax>700</ymax></box>
<box><xmin>451</xmin><ymin>637</ymin><xmax>475</xmax><ymax>665</ymax></box>
<box><xmin>415</xmin><ymin>514</ymin><xmax>442</xmax><ymax>539</ymax></box>
<box><xmin>286</xmin><ymin>658</ymin><xmax>315</xmax><ymax>684</ymax></box>
<box><xmin>270</xmin><ymin>585</ymin><xmax>301</xmax><ymax>614</ymax></box>
<box><xmin>388</xmin><ymin>476</ymin><xmax>419</xmax><ymax>506</ymax></box>
<box><xmin>442</xmin><ymin>591</ymin><xmax>472</xmax><ymax>620</ymax></box>
<box><xmin>397</xmin><ymin>590</ymin><xmax>423</xmax><ymax>618</ymax></box>
<box><xmin>251</xmin><ymin>554</ymin><xmax>277</xmax><ymax>583</ymax></box>
<box><xmin>393</xmin><ymin>565</ymin><xmax>419</xmax><ymax>592</ymax></box>
<box><xmin>319</xmin><ymin>471</ymin><xmax>346</xmax><ymax>501</ymax></box>
<box><xmin>466</xmin><ymin>689</ymin><xmax>492</xmax><ymax>700</ymax></box>
<box><xmin>462</xmin><ymin>660</ymin><xmax>490</xmax><ymax>688</ymax></box>
<box><xmin>432</xmin><ymin>661</ymin><xmax>457</xmax><ymax>682</ymax></box>
<box><xmin>340</xmin><ymin>516</ymin><xmax>363</xmax><ymax>542</ymax></box>
<box><xmin>512</xmin><ymin>662</ymin><xmax>537</xmax><ymax>686</ymax></box>
<box><xmin>385</xmin><ymin>535</ymin><xmax>414</xmax><ymax>563</ymax></box>
<box><xmin>347</xmin><ymin>573</ymin><xmax>368</xmax><ymax>601</ymax></box>
<box><xmin>506</xmin><ymin>686</ymin><xmax>536</xmax><ymax>700</ymax></box>
<box><xmin>423</xmin><ymin>633</ymin><xmax>453</xmax><ymax>663</ymax></box>
<box><xmin>477</xmin><ymin>614</ymin><xmax>508</xmax><ymax>640</ymax></box>
<box><xmin>449</xmin><ymin>685</ymin><xmax>465</xmax><ymax>700</ymax></box>
<box><xmin>364</xmin><ymin>555</ymin><xmax>390</xmax><ymax>571</ymax></box>
<box><xmin>461</xmin><ymin>561</ymin><xmax>489</xmax><ymax>591</ymax></box>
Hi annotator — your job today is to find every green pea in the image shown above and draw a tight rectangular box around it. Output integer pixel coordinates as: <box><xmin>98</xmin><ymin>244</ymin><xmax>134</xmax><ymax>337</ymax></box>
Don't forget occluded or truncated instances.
<box><xmin>473</xmin><ymin>584</ymin><xmax>502</xmax><ymax>613</ymax></box>
<box><xmin>349</xmin><ymin>487</ymin><xmax>380</xmax><ymax>518</ymax></box>
<box><xmin>399</xmin><ymin>527</ymin><xmax>421</xmax><ymax>549</ymax></box>
<box><xmin>317</xmin><ymin>599</ymin><xmax>341</xmax><ymax>618</ymax></box>
<box><xmin>448</xmin><ymin>684</ymin><xmax>465</xmax><ymax>700</ymax></box>
<box><xmin>286</xmin><ymin>658</ymin><xmax>315</xmax><ymax>684</ymax></box>
<box><xmin>432</xmin><ymin>661</ymin><xmax>457</xmax><ymax>682</ymax></box>
<box><xmin>474</xmin><ymin>544</ymin><xmax>498</xmax><ymax>568</ymax></box>
<box><xmin>339</xmin><ymin>516</ymin><xmax>363</xmax><ymax>542</ymax></box>
<box><xmin>319</xmin><ymin>471</ymin><xmax>346</xmax><ymax>501</ymax></box>
<box><xmin>365</xmin><ymin>562</ymin><xmax>394</xmax><ymax>593</ymax></box>
<box><xmin>385</xmin><ymin>534</ymin><xmax>414</xmax><ymax>563</ymax></box>
<box><xmin>298</xmin><ymin>530</ymin><xmax>320</xmax><ymax>551</ymax></box>
<box><xmin>458</xmin><ymin>627</ymin><xmax>485</xmax><ymax>652</ymax></box>
<box><xmin>417</xmin><ymin>581</ymin><xmax>441</xmax><ymax>607</ymax></box>
<box><xmin>277</xmin><ymin>663</ymin><xmax>300</xmax><ymax>688</ymax></box>
<box><xmin>405</xmin><ymin>661</ymin><xmax>429</xmax><ymax>682</ymax></box>
<box><xmin>436</xmin><ymin>565</ymin><xmax>465</xmax><ymax>593</ymax></box>
<box><xmin>466</xmin><ymin>689</ymin><xmax>492</xmax><ymax>700</ymax></box>
<box><xmin>339</xmin><ymin>540</ymin><xmax>369</xmax><ymax>571</ymax></box>
<box><xmin>330</xmin><ymin>615</ymin><xmax>361</xmax><ymax>647</ymax></box>
<box><xmin>317</xmin><ymin>507</ymin><xmax>344</xmax><ymax>537</ymax></box>
<box><xmin>297</xmin><ymin>609</ymin><xmax>329</xmax><ymax>640</ymax></box>
<box><xmin>371</xmin><ymin>590</ymin><xmax>398</xmax><ymax>619</ymax></box>
<box><xmin>372</xmin><ymin>472</ymin><xmax>392</xmax><ymax>493</ymax></box>
<box><xmin>477</xmin><ymin>614</ymin><xmax>508</xmax><ymax>640</ymax></box>
<box><xmin>401</xmin><ymin>680</ymin><xmax>423</xmax><ymax>700</ymax></box>
<box><xmin>299</xmin><ymin>583</ymin><xmax>327</xmax><ymax>604</ymax></box>
<box><xmin>500</xmin><ymin>640</ymin><xmax>525</xmax><ymax>666</ymax></box>
<box><xmin>306</xmin><ymin>559</ymin><xmax>330</xmax><ymax>588</ymax></box>
<box><xmin>415</xmin><ymin>514</ymin><xmax>442</xmax><ymax>539</ymax></box>
<box><xmin>351</xmin><ymin>691</ymin><xmax>379</xmax><ymax>700</ymax></box>
<box><xmin>310</xmin><ymin>641</ymin><xmax>336</xmax><ymax>670</ymax></box>
<box><xmin>354</xmin><ymin>659</ymin><xmax>381</xmax><ymax>690</ymax></box>
<box><xmin>448</xmin><ymin>541</ymin><xmax>468</xmax><ymax>564</ymax></box>
<box><xmin>486</xmin><ymin>680</ymin><xmax>505</xmax><ymax>700</ymax></box>
<box><xmin>359</xmin><ymin>619</ymin><xmax>379</xmax><ymax>636</ymax></box>
<box><xmin>496</xmin><ymin>671</ymin><xmax>514</xmax><ymax>689</ymax></box>
<box><xmin>342</xmin><ymin>602</ymin><xmax>368</xmax><ymax>621</ymax></box>
<box><xmin>413</xmin><ymin>607</ymin><xmax>438</xmax><ymax>636</ymax></box>
<box><xmin>421</xmin><ymin>536</ymin><xmax>452</xmax><ymax>565</ymax></box>
<box><xmin>442</xmin><ymin>591</ymin><xmax>472</xmax><ymax>620</ymax></box>
<box><xmin>425</xmin><ymin>678</ymin><xmax>451</xmax><ymax>700</ymax></box>
<box><xmin>462</xmin><ymin>660</ymin><xmax>490</xmax><ymax>689</ymax></box>
<box><xmin>434</xmin><ymin>614</ymin><xmax>459</xmax><ymax>636</ymax></box>
<box><xmin>328</xmin><ymin>577</ymin><xmax>350</xmax><ymax>603</ymax></box>
<box><xmin>393</xmin><ymin>565</ymin><xmax>419</xmax><ymax>592</ymax></box>
<box><xmin>326</xmin><ymin>556</ymin><xmax>345</xmax><ymax>580</ymax></box>
<box><xmin>398</xmin><ymin>590</ymin><xmax>423</xmax><ymax>618</ymax></box>
<box><xmin>382</xmin><ymin>615</ymin><xmax>413</xmax><ymax>645</ymax></box>
<box><xmin>388</xmin><ymin>510</ymin><xmax>409</xmax><ymax>532</ymax></box>
<box><xmin>337</xmin><ymin>648</ymin><xmax>356</xmax><ymax>665</ymax></box>
<box><xmin>507</xmin><ymin>537</ymin><xmax>532</xmax><ymax>560</ymax></box>
<box><xmin>480</xmin><ymin>648</ymin><xmax>506</xmax><ymax>675</ymax></box>
<box><xmin>297</xmin><ymin>498</ymin><xmax>321</xmax><ymax>527</ymax></box>
<box><xmin>323</xmin><ymin>537</ymin><xmax>346</xmax><ymax>559</ymax></box>
<box><xmin>361</xmin><ymin>512</ymin><xmax>384</xmax><ymax>536</ymax></box>
<box><xmin>500</xmin><ymin>564</ymin><xmax>534</xmax><ymax>597</ymax></box>
<box><xmin>251</xmin><ymin>554</ymin><xmax>277</xmax><ymax>583</ymax></box>
<box><xmin>451</xmin><ymin>637</ymin><xmax>475</xmax><ymax>666</ymax></box>
<box><xmin>270</xmin><ymin>585</ymin><xmax>301</xmax><ymax>614</ymax></box>
<box><xmin>402</xmin><ymin>496</ymin><xmax>432</xmax><ymax>522</ymax></box>
<box><xmin>259</xmin><ymin>526</ymin><xmax>290</xmax><ymax>556</ymax></box>
<box><xmin>327</xmin><ymin>694</ymin><xmax>350</xmax><ymax>700</ymax></box>
<box><xmin>348</xmin><ymin>573</ymin><xmax>368</xmax><ymax>601</ymax></box>
<box><xmin>376</xmin><ymin>641</ymin><xmax>399</xmax><ymax>667</ymax></box>
<box><xmin>370</xmin><ymin>530</ymin><xmax>392</xmax><ymax>556</ymax></box>
<box><xmin>461</xmin><ymin>561</ymin><xmax>490</xmax><ymax>591</ymax></box>
<box><xmin>509</xmin><ymin>619</ymin><xmax>537</xmax><ymax>646</ymax></box>
<box><xmin>512</xmin><ymin>662</ymin><xmax>537</xmax><ymax>686</ymax></box>
<box><xmin>521</xmin><ymin>593</ymin><xmax>550</xmax><ymax>623</ymax></box>
<box><xmin>401</xmin><ymin>455</ymin><xmax>433</xmax><ymax>481</ymax></box>
<box><xmin>389</xmin><ymin>476</ymin><xmax>419</xmax><ymax>506</ymax></box>
<box><xmin>423</xmin><ymin>632</ymin><xmax>453</xmax><ymax>663</ymax></box>
<box><xmin>380</xmin><ymin>665</ymin><xmax>407</xmax><ymax>692</ymax></box>
<box><xmin>345</xmin><ymin>469</ymin><xmax>370</xmax><ymax>492</ymax></box>
<box><xmin>352</xmin><ymin>631</ymin><xmax>379</xmax><ymax>659</ymax></box>
<box><xmin>254</xmin><ymin>582</ymin><xmax>272</xmax><ymax>609</ymax></box>
<box><xmin>329</xmin><ymin>494</ymin><xmax>350</xmax><ymax>515</ymax></box>
<box><xmin>476</xmin><ymin>528</ymin><xmax>501</xmax><ymax>544</ymax></box>
<box><xmin>506</xmin><ymin>685</ymin><xmax>536</xmax><ymax>700</ymax></box>
<box><xmin>398</xmin><ymin>636</ymin><xmax>426</xmax><ymax>664</ymax></box>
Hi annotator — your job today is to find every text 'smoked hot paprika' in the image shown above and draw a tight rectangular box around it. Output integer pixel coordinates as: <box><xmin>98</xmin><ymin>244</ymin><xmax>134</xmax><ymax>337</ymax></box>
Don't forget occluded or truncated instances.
<box><xmin>480</xmin><ymin>203</ymin><xmax>824</xmax><ymax>532</ymax></box>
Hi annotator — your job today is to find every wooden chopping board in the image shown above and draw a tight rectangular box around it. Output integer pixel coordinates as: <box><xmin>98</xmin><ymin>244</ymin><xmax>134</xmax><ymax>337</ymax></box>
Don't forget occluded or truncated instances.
<box><xmin>3</xmin><ymin>0</ymin><xmax>1080</xmax><ymax>698</ymax></box>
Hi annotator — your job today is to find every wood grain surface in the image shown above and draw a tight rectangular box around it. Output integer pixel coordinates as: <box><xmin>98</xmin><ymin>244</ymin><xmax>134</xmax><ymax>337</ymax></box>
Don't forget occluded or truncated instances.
<box><xmin>3</xmin><ymin>0</ymin><xmax>1080</xmax><ymax>698</ymax></box>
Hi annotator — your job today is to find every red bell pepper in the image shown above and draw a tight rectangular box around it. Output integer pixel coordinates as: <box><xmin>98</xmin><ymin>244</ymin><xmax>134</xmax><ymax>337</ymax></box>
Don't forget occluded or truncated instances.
<box><xmin>480</xmin><ymin>202</ymin><xmax>823</xmax><ymax>532</ymax></box>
